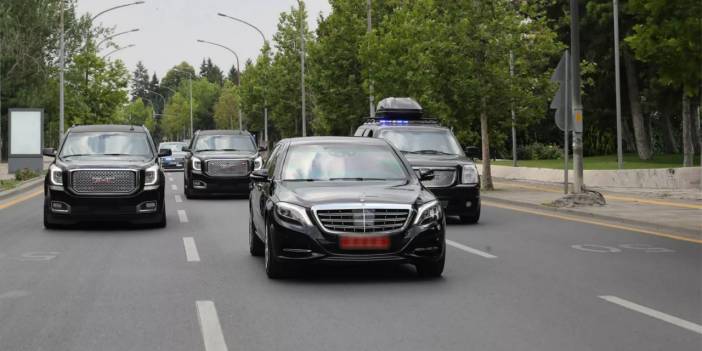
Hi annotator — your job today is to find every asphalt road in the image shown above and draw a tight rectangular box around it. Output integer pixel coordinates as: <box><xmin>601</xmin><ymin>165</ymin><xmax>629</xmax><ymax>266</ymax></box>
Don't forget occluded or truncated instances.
<box><xmin>0</xmin><ymin>172</ymin><xmax>700</xmax><ymax>351</ymax></box>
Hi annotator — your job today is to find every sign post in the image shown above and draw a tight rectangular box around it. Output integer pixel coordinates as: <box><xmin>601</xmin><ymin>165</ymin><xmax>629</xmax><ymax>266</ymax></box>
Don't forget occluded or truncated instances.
<box><xmin>8</xmin><ymin>109</ymin><xmax>44</xmax><ymax>173</ymax></box>
<box><xmin>551</xmin><ymin>51</ymin><xmax>572</xmax><ymax>194</ymax></box>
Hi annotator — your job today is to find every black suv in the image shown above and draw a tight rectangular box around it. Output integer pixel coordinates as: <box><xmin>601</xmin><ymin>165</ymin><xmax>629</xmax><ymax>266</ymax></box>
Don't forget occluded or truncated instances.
<box><xmin>42</xmin><ymin>125</ymin><xmax>170</xmax><ymax>228</ymax></box>
<box><xmin>355</xmin><ymin>97</ymin><xmax>481</xmax><ymax>223</ymax></box>
<box><xmin>248</xmin><ymin>136</ymin><xmax>445</xmax><ymax>279</ymax></box>
<box><xmin>183</xmin><ymin>130</ymin><xmax>264</xmax><ymax>198</ymax></box>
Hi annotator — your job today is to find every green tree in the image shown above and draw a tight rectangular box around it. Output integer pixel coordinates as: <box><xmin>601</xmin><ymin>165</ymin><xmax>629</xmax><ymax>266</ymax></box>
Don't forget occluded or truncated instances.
<box><xmin>239</xmin><ymin>44</ymin><xmax>272</xmax><ymax>142</ymax></box>
<box><xmin>213</xmin><ymin>81</ymin><xmax>239</xmax><ymax>129</ymax></box>
<box><xmin>200</xmin><ymin>58</ymin><xmax>224</xmax><ymax>86</ymax></box>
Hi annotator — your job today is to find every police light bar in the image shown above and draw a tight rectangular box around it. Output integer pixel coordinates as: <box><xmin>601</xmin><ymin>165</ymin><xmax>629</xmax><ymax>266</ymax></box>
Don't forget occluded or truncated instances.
<box><xmin>375</xmin><ymin>97</ymin><xmax>423</xmax><ymax>119</ymax></box>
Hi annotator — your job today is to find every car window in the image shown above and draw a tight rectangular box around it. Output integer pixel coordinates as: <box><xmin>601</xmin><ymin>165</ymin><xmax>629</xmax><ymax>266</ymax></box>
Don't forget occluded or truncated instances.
<box><xmin>193</xmin><ymin>135</ymin><xmax>256</xmax><ymax>152</ymax></box>
<box><xmin>353</xmin><ymin>128</ymin><xmax>366</xmax><ymax>137</ymax></box>
<box><xmin>379</xmin><ymin>129</ymin><xmax>464</xmax><ymax>155</ymax></box>
<box><xmin>266</xmin><ymin>144</ymin><xmax>283</xmax><ymax>174</ymax></box>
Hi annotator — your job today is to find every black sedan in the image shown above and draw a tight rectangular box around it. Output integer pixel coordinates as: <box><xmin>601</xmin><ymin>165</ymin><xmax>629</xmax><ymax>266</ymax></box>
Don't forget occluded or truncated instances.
<box><xmin>248</xmin><ymin>136</ymin><xmax>446</xmax><ymax>279</ymax></box>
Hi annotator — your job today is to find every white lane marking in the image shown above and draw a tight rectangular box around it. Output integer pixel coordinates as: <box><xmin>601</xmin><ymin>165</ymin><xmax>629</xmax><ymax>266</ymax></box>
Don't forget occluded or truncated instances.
<box><xmin>599</xmin><ymin>295</ymin><xmax>702</xmax><ymax>335</ymax></box>
<box><xmin>168</xmin><ymin>176</ymin><xmax>174</xmax><ymax>182</ymax></box>
<box><xmin>174</xmin><ymin>194</ymin><xmax>183</xmax><ymax>203</ymax></box>
<box><xmin>446</xmin><ymin>240</ymin><xmax>497</xmax><ymax>258</ymax></box>
<box><xmin>183</xmin><ymin>237</ymin><xmax>201</xmax><ymax>262</ymax></box>
<box><xmin>196</xmin><ymin>301</ymin><xmax>229</xmax><ymax>351</ymax></box>
<box><xmin>171</xmin><ymin>184</ymin><xmax>178</xmax><ymax>191</ymax></box>
<box><xmin>177</xmin><ymin>210</ymin><xmax>189</xmax><ymax>223</ymax></box>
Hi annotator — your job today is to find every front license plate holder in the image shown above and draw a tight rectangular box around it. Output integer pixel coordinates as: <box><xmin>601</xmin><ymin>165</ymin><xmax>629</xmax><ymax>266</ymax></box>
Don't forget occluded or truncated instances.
<box><xmin>339</xmin><ymin>236</ymin><xmax>390</xmax><ymax>250</ymax></box>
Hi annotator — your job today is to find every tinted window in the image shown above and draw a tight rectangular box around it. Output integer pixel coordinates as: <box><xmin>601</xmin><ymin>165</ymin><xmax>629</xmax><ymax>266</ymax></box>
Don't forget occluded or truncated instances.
<box><xmin>193</xmin><ymin>135</ymin><xmax>255</xmax><ymax>152</ymax></box>
<box><xmin>60</xmin><ymin>132</ymin><xmax>153</xmax><ymax>158</ymax></box>
<box><xmin>379</xmin><ymin>129</ymin><xmax>463</xmax><ymax>155</ymax></box>
<box><xmin>159</xmin><ymin>142</ymin><xmax>186</xmax><ymax>152</ymax></box>
<box><xmin>266</xmin><ymin>144</ymin><xmax>283</xmax><ymax>173</ymax></box>
<box><xmin>281</xmin><ymin>143</ymin><xmax>408</xmax><ymax>181</ymax></box>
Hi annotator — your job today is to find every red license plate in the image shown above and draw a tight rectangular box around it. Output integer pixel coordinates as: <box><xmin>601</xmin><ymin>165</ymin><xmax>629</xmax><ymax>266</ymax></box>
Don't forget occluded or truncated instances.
<box><xmin>339</xmin><ymin>236</ymin><xmax>390</xmax><ymax>250</ymax></box>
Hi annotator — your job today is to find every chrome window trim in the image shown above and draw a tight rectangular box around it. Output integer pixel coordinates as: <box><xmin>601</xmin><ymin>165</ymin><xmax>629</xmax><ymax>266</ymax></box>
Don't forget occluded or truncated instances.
<box><xmin>311</xmin><ymin>203</ymin><xmax>414</xmax><ymax>235</ymax></box>
<box><xmin>69</xmin><ymin>168</ymin><xmax>140</xmax><ymax>196</ymax></box>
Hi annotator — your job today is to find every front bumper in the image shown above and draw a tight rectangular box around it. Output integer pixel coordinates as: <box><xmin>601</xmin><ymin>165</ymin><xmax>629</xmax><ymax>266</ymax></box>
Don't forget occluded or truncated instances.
<box><xmin>46</xmin><ymin>186</ymin><xmax>164</xmax><ymax>224</ymax></box>
<box><xmin>269</xmin><ymin>216</ymin><xmax>445</xmax><ymax>265</ymax></box>
<box><xmin>427</xmin><ymin>184</ymin><xmax>480</xmax><ymax>216</ymax></box>
<box><xmin>188</xmin><ymin>171</ymin><xmax>251</xmax><ymax>195</ymax></box>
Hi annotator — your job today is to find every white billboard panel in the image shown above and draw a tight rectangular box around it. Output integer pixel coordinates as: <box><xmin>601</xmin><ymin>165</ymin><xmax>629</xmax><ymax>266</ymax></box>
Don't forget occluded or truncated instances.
<box><xmin>10</xmin><ymin>110</ymin><xmax>42</xmax><ymax>155</ymax></box>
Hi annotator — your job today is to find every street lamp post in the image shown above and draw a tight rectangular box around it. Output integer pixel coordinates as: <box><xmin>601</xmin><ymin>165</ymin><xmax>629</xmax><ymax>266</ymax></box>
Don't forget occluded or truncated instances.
<box><xmin>217</xmin><ymin>12</ymin><xmax>269</xmax><ymax>145</ymax></box>
<box><xmin>196</xmin><ymin>39</ymin><xmax>242</xmax><ymax>132</ymax></box>
<box><xmin>102</xmin><ymin>44</ymin><xmax>135</xmax><ymax>59</ymax></box>
<box><xmin>96</xmin><ymin>28</ymin><xmax>139</xmax><ymax>50</ymax></box>
<box><xmin>170</xmin><ymin>68</ymin><xmax>194</xmax><ymax>138</ymax></box>
<box><xmin>297</xmin><ymin>0</ymin><xmax>306</xmax><ymax>136</ymax></box>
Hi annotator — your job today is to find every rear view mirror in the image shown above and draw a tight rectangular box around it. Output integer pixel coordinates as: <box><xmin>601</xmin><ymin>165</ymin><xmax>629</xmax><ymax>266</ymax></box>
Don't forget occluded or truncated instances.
<box><xmin>258</xmin><ymin>145</ymin><xmax>268</xmax><ymax>152</ymax></box>
<box><xmin>158</xmin><ymin>149</ymin><xmax>172</xmax><ymax>157</ymax></box>
<box><xmin>418</xmin><ymin>169</ymin><xmax>435</xmax><ymax>181</ymax></box>
<box><xmin>182</xmin><ymin>147</ymin><xmax>191</xmax><ymax>152</ymax></box>
<box><xmin>464</xmin><ymin>146</ymin><xmax>481</xmax><ymax>159</ymax></box>
<box><xmin>42</xmin><ymin>148</ymin><xmax>56</xmax><ymax>157</ymax></box>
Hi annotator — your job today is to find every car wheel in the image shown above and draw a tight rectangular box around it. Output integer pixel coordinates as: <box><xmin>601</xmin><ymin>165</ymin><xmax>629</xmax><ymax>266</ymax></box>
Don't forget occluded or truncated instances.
<box><xmin>153</xmin><ymin>207</ymin><xmax>167</xmax><ymax>228</ymax></box>
<box><xmin>184</xmin><ymin>179</ymin><xmax>194</xmax><ymax>199</ymax></box>
<box><xmin>249</xmin><ymin>209</ymin><xmax>264</xmax><ymax>256</ymax></box>
<box><xmin>43</xmin><ymin>196</ymin><xmax>59</xmax><ymax>229</ymax></box>
<box><xmin>459</xmin><ymin>205</ymin><xmax>480</xmax><ymax>224</ymax></box>
<box><xmin>264</xmin><ymin>220</ymin><xmax>288</xmax><ymax>279</ymax></box>
<box><xmin>415</xmin><ymin>253</ymin><xmax>445</xmax><ymax>278</ymax></box>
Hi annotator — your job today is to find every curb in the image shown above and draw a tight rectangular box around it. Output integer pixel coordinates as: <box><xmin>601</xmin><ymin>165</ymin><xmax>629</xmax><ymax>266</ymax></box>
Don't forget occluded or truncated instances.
<box><xmin>0</xmin><ymin>177</ymin><xmax>44</xmax><ymax>201</ymax></box>
<box><xmin>481</xmin><ymin>194</ymin><xmax>701</xmax><ymax>240</ymax></box>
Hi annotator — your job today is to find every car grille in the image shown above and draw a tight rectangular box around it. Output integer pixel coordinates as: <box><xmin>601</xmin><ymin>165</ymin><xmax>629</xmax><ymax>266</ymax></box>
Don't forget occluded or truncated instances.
<box><xmin>71</xmin><ymin>169</ymin><xmax>137</xmax><ymax>194</ymax></box>
<box><xmin>416</xmin><ymin>168</ymin><xmax>456</xmax><ymax>187</ymax></box>
<box><xmin>314</xmin><ymin>206</ymin><xmax>412</xmax><ymax>234</ymax></box>
<box><xmin>205</xmin><ymin>159</ymin><xmax>250</xmax><ymax>177</ymax></box>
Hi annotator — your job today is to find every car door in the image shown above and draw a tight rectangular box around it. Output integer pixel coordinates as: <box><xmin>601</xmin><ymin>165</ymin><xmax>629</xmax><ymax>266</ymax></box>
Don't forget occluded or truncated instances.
<box><xmin>252</xmin><ymin>143</ymin><xmax>282</xmax><ymax>234</ymax></box>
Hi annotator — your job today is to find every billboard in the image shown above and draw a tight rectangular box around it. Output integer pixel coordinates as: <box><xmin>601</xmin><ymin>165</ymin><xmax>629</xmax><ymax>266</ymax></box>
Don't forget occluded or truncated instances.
<box><xmin>8</xmin><ymin>109</ymin><xmax>44</xmax><ymax>173</ymax></box>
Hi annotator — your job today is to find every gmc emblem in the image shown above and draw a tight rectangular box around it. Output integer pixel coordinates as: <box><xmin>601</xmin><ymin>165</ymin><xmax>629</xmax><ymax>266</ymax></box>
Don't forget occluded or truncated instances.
<box><xmin>92</xmin><ymin>176</ymin><xmax>116</xmax><ymax>185</ymax></box>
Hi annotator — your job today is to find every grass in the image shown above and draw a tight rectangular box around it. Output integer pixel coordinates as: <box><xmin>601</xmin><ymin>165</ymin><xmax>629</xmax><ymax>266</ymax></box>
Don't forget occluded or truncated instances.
<box><xmin>491</xmin><ymin>153</ymin><xmax>700</xmax><ymax>170</ymax></box>
<box><xmin>0</xmin><ymin>179</ymin><xmax>19</xmax><ymax>191</ymax></box>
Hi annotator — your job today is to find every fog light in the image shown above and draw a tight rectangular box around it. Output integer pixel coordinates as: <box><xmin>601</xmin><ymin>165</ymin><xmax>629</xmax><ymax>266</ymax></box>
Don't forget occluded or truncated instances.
<box><xmin>193</xmin><ymin>180</ymin><xmax>206</xmax><ymax>189</ymax></box>
<box><xmin>465</xmin><ymin>201</ymin><xmax>472</xmax><ymax>208</ymax></box>
<box><xmin>50</xmin><ymin>201</ymin><xmax>71</xmax><ymax>214</ymax></box>
<box><xmin>137</xmin><ymin>201</ymin><xmax>158</xmax><ymax>213</ymax></box>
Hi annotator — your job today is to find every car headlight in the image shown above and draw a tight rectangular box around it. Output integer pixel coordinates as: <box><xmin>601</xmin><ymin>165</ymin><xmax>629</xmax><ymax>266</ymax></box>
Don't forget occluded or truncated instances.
<box><xmin>144</xmin><ymin>164</ymin><xmax>159</xmax><ymax>186</ymax></box>
<box><xmin>461</xmin><ymin>164</ymin><xmax>479</xmax><ymax>184</ymax></box>
<box><xmin>414</xmin><ymin>200</ymin><xmax>442</xmax><ymax>225</ymax></box>
<box><xmin>192</xmin><ymin>156</ymin><xmax>202</xmax><ymax>171</ymax></box>
<box><xmin>253</xmin><ymin>156</ymin><xmax>263</xmax><ymax>170</ymax></box>
<box><xmin>49</xmin><ymin>164</ymin><xmax>63</xmax><ymax>186</ymax></box>
<box><xmin>275</xmin><ymin>202</ymin><xmax>312</xmax><ymax>226</ymax></box>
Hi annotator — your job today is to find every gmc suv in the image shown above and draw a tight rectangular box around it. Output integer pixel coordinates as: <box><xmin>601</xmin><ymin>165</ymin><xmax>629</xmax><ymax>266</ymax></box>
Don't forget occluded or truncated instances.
<box><xmin>42</xmin><ymin>125</ymin><xmax>170</xmax><ymax>228</ymax></box>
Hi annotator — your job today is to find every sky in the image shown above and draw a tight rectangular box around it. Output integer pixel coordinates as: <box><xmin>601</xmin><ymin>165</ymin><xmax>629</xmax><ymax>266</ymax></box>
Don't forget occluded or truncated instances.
<box><xmin>76</xmin><ymin>0</ymin><xmax>331</xmax><ymax>78</ymax></box>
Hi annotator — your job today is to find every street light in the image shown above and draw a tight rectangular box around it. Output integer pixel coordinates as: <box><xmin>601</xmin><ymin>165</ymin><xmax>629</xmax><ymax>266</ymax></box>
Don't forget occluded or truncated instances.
<box><xmin>196</xmin><ymin>39</ymin><xmax>242</xmax><ymax>131</ymax></box>
<box><xmin>217</xmin><ymin>12</ymin><xmax>269</xmax><ymax>145</ymax></box>
<box><xmin>96</xmin><ymin>28</ymin><xmax>140</xmax><ymax>50</ymax></box>
<box><xmin>102</xmin><ymin>44</ymin><xmax>135</xmax><ymax>59</ymax></box>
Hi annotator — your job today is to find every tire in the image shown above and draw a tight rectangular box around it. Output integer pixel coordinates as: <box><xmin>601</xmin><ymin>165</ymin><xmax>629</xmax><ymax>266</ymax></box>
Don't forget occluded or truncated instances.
<box><xmin>459</xmin><ymin>205</ymin><xmax>481</xmax><ymax>224</ymax></box>
<box><xmin>43</xmin><ymin>196</ymin><xmax>60</xmax><ymax>229</ymax></box>
<box><xmin>264</xmin><ymin>220</ymin><xmax>288</xmax><ymax>279</ymax></box>
<box><xmin>415</xmin><ymin>253</ymin><xmax>445</xmax><ymax>278</ymax></box>
<box><xmin>152</xmin><ymin>208</ymin><xmax>167</xmax><ymax>228</ymax></box>
<box><xmin>184</xmin><ymin>178</ymin><xmax>194</xmax><ymax>199</ymax></box>
<box><xmin>249</xmin><ymin>210</ymin><xmax>264</xmax><ymax>256</ymax></box>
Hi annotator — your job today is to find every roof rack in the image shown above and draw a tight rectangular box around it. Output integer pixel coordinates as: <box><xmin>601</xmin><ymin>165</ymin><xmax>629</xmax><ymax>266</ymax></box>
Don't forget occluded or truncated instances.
<box><xmin>364</xmin><ymin>117</ymin><xmax>440</xmax><ymax>125</ymax></box>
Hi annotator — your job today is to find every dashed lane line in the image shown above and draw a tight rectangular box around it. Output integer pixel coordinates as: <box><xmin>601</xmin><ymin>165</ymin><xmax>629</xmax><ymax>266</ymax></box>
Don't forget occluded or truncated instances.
<box><xmin>196</xmin><ymin>301</ymin><xmax>229</xmax><ymax>351</ymax></box>
<box><xmin>177</xmin><ymin>210</ymin><xmax>189</xmax><ymax>223</ymax></box>
<box><xmin>599</xmin><ymin>295</ymin><xmax>702</xmax><ymax>335</ymax></box>
<box><xmin>183</xmin><ymin>237</ymin><xmax>201</xmax><ymax>262</ymax></box>
<box><xmin>175</xmin><ymin>194</ymin><xmax>183</xmax><ymax>203</ymax></box>
<box><xmin>171</xmin><ymin>184</ymin><xmax>178</xmax><ymax>191</ymax></box>
<box><xmin>446</xmin><ymin>240</ymin><xmax>497</xmax><ymax>258</ymax></box>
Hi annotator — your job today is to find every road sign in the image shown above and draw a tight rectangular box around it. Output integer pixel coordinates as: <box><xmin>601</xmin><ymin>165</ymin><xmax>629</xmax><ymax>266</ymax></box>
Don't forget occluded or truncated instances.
<box><xmin>551</xmin><ymin>52</ymin><xmax>573</xmax><ymax>132</ymax></box>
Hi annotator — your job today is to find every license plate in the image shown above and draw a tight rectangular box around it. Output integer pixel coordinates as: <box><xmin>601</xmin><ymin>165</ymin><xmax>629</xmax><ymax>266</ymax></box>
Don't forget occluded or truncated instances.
<box><xmin>340</xmin><ymin>236</ymin><xmax>390</xmax><ymax>250</ymax></box>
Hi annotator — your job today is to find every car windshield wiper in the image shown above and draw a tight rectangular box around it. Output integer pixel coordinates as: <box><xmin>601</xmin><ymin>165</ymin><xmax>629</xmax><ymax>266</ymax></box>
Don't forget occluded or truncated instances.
<box><xmin>328</xmin><ymin>177</ymin><xmax>389</xmax><ymax>181</ymax></box>
<box><xmin>404</xmin><ymin>149</ymin><xmax>453</xmax><ymax>155</ymax></box>
<box><xmin>61</xmin><ymin>154</ymin><xmax>92</xmax><ymax>158</ymax></box>
<box><xmin>284</xmin><ymin>178</ymin><xmax>319</xmax><ymax>182</ymax></box>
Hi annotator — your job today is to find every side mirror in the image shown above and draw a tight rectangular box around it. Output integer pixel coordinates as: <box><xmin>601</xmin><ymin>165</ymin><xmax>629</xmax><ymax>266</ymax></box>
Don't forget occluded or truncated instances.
<box><xmin>42</xmin><ymin>148</ymin><xmax>56</xmax><ymax>157</ymax></box>
<box><xmin>418</xmin><ymin>169</ymin><xmax>435</xmax><ymax>181</ymax></box>
<box><xmin>182</xmin><ymin>147</ymin><xmax>191</xmax><ymax>153</ymax></box>
<box><xmin>258</xmin><ymin>145</ymin><xmax>268</xmax><ymax>152</ymax></box>
<box><xmin>250</xmin><ymin>169</ymin><xmax>270</xmax><ymax>183</ymax></box>
<box><xmin>158</xmin><ymin>149</ymin><xmax>172</xmax><ymax>157</ymax></box>
<box><xmin>464</xmin><ymin>146</ymin><xmax>481</xmax><ymax>159</ymax></box>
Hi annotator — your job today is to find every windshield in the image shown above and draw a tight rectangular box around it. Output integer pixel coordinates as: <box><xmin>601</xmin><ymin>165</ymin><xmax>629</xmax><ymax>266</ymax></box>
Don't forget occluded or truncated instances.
<box><xmin>59</xmin><ymin>132</ymin><xmax>153</xmax><ymax>158</ymax></box>
<box><xmin>159</xmin><ymin>142</ymin><xmax>186</xmax><ymax>153</ymax></box>
<box><xmin>282</xmin><ymin>143</ymin><xmax>408</xmax><ymax>181</ymax></box>
<box><xmin>193</xmin><ymin>135</ymin><xmax>255</xmax><ymax>152</ymax></box>
<box><xmin>380</xmin><ymin>129</ymin><xmax>463</xmax><ymax>155</ymax></box>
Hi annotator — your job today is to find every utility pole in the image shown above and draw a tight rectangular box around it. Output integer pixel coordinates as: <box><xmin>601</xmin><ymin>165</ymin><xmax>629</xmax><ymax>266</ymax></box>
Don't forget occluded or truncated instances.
<box><xmin>509</xmin><ymin>50</ymin><xmax>517</xmax><ymax>167</ymax></box>
<box><xmin>0</xmin><ymin>36</ymin><xmax>3</xmax><ymax>161</ymax></box>
<box><xmin>59</xmin><ymin>0</ymin><xmax>65</xmax><ymax>140</ymax></box>
<box><xmin>299</xmin><ymin>1</ymin><xmax>306</xmax><ymax>136</ymax></box>
<box><xmin>613</xmin><ymin>0</ymin><xmax>623</xmax><ymax>169</ymax></box>
<box><xmin>367</xmin><ymin>0</ymin><xmax>375</xmax><ymax>118</ymax></box>
<box><xmin>570</xmin><ymin>0</ymin><xmax>584</xmax><ymax>193</ymax></box>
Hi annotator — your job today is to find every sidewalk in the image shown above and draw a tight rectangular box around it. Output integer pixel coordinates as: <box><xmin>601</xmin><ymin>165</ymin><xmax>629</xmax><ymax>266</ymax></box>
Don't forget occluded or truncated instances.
<box><xmin>482</xmin><ymin>178</ymin><xmax>702</xmax><ymax>241</ymax></box>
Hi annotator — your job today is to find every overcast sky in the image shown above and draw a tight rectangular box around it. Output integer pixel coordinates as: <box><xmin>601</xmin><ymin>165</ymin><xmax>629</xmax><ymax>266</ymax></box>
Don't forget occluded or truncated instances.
<box><xmin>76</xmin><ymin>0</ymin><xmax>331</xmax><ymax>78</ymax></box>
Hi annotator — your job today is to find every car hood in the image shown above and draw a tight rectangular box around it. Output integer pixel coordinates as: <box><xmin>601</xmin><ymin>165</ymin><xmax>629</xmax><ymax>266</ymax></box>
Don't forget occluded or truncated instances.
<box><xmin>276</xmin><ymin>180</ymin><xmax>435</xmax><ymax>208</ymax></box>
<box><xmin>167</xmin><ymin>152</ymin><xmax>187</xmax><ymax>158</ymax></box>
<box><xmin>402</xmin><ymin>153</ymin><xmax>475</xmax><ymax>168</ymax></box>
<box><xmin>192</xmin><ymin>150</ymin><xmax>258</xmax><ymax>161</ymax></box>
<box><xmin>57</xmin><ymin>157</ymin><xmax>154</xmax><ymax>170</ymax></box>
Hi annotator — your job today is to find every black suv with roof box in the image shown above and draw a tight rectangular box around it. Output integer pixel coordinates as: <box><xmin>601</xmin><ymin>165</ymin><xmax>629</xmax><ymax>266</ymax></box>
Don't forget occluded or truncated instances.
<box><xmin>355</xmin><ymin>97</ymin><xmax>481</xmax><ymax>223</ymax></box>
<box><xmin>183</xmin><ymin>130</ymin><xmax>264</xmax><ymax>197</ymax></box>
<box><xmin>42</xmin><ymin>125</ymin><xmax>171</xmax><ymax>228</ymax></box>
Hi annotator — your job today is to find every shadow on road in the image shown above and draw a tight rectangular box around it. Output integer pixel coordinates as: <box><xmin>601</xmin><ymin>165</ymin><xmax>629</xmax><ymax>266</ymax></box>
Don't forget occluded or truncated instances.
<box><xmin>265</xmin><ymin>261</ymin><xmax>446</xmax><ymax>285</ymax></box>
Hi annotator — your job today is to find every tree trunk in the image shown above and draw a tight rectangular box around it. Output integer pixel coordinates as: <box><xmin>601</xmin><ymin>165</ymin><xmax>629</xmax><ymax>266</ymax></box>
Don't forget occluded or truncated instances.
<box><xmin>661</xmin><ymin>112</ymin><xmax>680</xmax><ymax>153</ymax></box>
<box><xmin>480</xmin><ymin>97</ymin><xmax>493</xmax><ymax>190</ymax></box>
<box><xmin>621</xmin><ymin>117</ymin><xmax>636</xmax><ymax>152</ymax></box>
<box><xmin>623</xmin><ymin>49</ymin><xmax>652</xmax><ymax>160</ymax></box>
<box><xmin>682</xmin><ymin>93</ymin><xmax>694</xmax><ymax>167</ymax></box>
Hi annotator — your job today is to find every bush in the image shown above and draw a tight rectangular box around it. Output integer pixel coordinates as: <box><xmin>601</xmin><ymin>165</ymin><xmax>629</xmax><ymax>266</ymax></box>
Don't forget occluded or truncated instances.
<box><xmin>14</xmin><ymin>168</ymin><xmax>40</xmax><ymax>181</ymax></box>
<box><xmin>517</xmin><ymin>143</ymin><xmax>562</xmax><ymax>160</ymax></box>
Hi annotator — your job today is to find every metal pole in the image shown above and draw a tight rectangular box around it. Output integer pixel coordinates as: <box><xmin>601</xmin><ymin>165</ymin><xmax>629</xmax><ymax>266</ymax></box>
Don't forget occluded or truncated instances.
<box><xmin>564</xmin><ymin>50</ymin><xmax>570</xmax><ymax>194</ymax></box>
<box><xmin>189</xmin><ymin>76</ymin><xmax>193</xmax><ymax>137</ymax></box>
<box><xmin>196</xmin><ymin>39</ymin><xmax>242</xmax><ymax>131</ymax></box>
<box><xmin>510</xmin><ymin>50</ymin><xmax>517</xmax><ymax>167</ymax></box>
<box><xmin>264</xmin><ymin>106</ymin><xmax>268</xmax><ymax>146</ymax></box>
<box><xmin>237</xmin><ymin>58</ymin><xmax>242</xmax><ymax>131</ymax></box>
<box><xmin>102</xmin><ymin>44</ymin><xmax>135</xmax><ymax>59</ymax></box>
<box><xmin>0</xmin><ymin>36</ymin><xmax>3</xmax><ymax>161</ymax></box>
<box><xmin>570</xmin><ymin>0</ymin><xmax>584</xmax><ymax>193</ymax></box>
<box><xmin>367</xmin><ymin>0</ymin><xmax>375</xmax><ymax>118</ymax></box>
<box><xmin>613</xmin><ymin>0</ymin><xmax>623</xmax><ymax>169</ymax></box>
<box><xmin>299</xmin><ymin>1</ymin><xmax>307</xmax><ymax>136</ymax></box>
<box><xmin>59</xmin><ymin>0</ymin><xmax>65</xmax><ymax>139</ymax></box>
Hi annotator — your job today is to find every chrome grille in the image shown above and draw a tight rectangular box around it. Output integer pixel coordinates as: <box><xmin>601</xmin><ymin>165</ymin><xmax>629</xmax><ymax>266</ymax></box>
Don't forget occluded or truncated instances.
<box><xmin>205</xmin><ymin>159</ymin><xmax>250</xmax><ymax>177</ymax></box>
<box><xmin>416</xmin><ymin>168</ymin><xmax>456</xmax><ymax>188</ymax></box>
<box><xmin>314</xmin><ymin>205</ymin><xmax>412</xmax><ymax>234</ymax></box>
<box><xmin>71</xmin><ymin>169</ymin><xmax>137</xmax><ymax>194</ymax></box>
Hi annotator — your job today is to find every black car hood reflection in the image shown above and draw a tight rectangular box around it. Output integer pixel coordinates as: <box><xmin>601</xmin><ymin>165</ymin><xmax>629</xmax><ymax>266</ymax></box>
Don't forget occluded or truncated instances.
<box><xmin>403</xmin><ymin>153</ymin><xmax>475</xmax><ymax>168</ymax></box>
<box><xmin>192</xmin><ymin>150</ymin><xmax>257</xmax><ymax>161</ymax></box>
<box><xmin>276</xmin><ymin>180</ymin><xmax>433</xmax><ymax>207</ymax></box>
<box><xmin>58</xmin><ymin>156</ymin><xmax>153</xmax><ymax>170</ymax></box>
